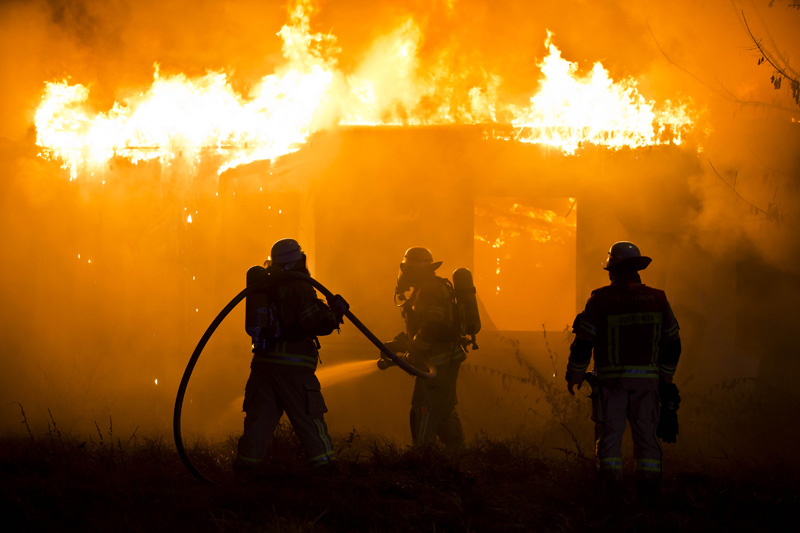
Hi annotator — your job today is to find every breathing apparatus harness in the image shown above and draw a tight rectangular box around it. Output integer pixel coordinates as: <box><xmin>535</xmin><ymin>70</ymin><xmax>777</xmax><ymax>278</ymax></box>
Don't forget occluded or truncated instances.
<box><xmin>394</xmin><ymin>267</ymin><xmax>481</xmax><ymax>349</ymax></box>
<box><xmin>381</xmin><ymin>267</ymin><xmax>481</xmax><ymax>371</ymax></box>
<box><xmin>173</xmin><ymin>270</ymin><xmax>436</xmax><ymax>484</ymax></box>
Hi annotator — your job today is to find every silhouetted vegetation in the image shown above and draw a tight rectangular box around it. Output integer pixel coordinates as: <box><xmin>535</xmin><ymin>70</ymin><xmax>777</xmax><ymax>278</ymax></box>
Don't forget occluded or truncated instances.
<box><xmin>3</xmin><ymin>381</ymin><xmax>799</xmax><ymax>532</ymax></box>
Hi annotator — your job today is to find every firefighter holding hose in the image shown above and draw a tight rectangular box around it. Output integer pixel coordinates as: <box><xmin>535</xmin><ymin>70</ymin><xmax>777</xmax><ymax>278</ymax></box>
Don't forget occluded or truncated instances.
<box><xmin>380</xmin><ymin>247</ymin><xmax>474</xmax><ymax>449</ymax></box>
<box><xmin>234</xmin><ymin>238</ymin><xmax>347</xmax><ymax>474</ymax></box>
<box><xmin>566</xmin><ymin>241</ymin><xmax>681</xmax><ymax>506</ymax></box>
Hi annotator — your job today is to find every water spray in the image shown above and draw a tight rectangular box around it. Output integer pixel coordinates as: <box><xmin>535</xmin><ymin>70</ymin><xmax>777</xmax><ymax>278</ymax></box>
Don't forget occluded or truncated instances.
<box><xmin>173</xmin><ymin>270</ymin><xmax>435</xmax><ymax>483</ymax></box>
<box><xmin>316</xmin><ymin>360</ymin><xmax>380</xmax><ymax>388</ymax></box>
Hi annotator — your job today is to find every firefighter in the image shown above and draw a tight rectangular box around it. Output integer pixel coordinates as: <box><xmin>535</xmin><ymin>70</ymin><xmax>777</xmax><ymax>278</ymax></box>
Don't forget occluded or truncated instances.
<box><xmin>566</xmin><ymin>241</ymin><xmax>681</xmax><ymax>505</ymax></box>
<box><xmin>234</xmin><ymin>238</ymin><xmax>346</xmax><ymax>473</ymax></box>
<box><xmin>381</xmin><ymin>247</ymin><xmax>466</xmax><ymax>449</ymax></box>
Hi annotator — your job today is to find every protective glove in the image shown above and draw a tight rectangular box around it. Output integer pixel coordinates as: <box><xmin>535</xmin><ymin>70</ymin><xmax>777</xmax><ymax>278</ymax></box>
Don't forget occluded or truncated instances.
<box><xmin>327</xmin><ymin>294</ymin><xmax>349</xmax><ymax>323</ymax></box>
<box><xmin>657</xmin><ymin>381</ymin><xmax>681</xmax><ymax>443</ymax></box>
<box><xmin>377</xmin><ymin>353</ymin><xmax>397</xmax><ymax>370</ymax></box>
<box><xmin>566</xmin><ymin>370</ymin><xmax>585</xmax><ymax>395</ymax></box>
<box><xmin>657</xmin><ymin>410</ymin><xmax>678</xmax><ymax>443</ymax></box>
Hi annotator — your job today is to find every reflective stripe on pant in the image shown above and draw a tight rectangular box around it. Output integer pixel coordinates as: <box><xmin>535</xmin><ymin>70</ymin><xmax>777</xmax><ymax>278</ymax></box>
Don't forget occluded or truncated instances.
<box><xmin>593</xmin><ymin>386</ymin><xmax>661</xmax><ymax>482</ymax></box>
<box><xmin>410</xmin><ymin>359</ymin><xmax>464</xmax><ymax>449</ymax></box>
<box><xmin>237</xmin><ymin>362</ymin><xmax>335</xmax><ymax>465</ymax></box>
<box><xmin>411</xmin><ymin>407</ymin><xmax>464</xmax><ymax>448</ymax></box>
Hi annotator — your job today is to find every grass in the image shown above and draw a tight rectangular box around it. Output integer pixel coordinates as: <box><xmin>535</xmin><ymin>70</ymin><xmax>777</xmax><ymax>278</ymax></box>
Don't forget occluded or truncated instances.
<box><xmin>3</xmin><ymin>373</ymin><xmax>799</xmax><ymax>532</ymax></box>
<box><xmin>2</xmin><ymin>408</ymin><xmax>799</xmax><ymax>532</ymax></box>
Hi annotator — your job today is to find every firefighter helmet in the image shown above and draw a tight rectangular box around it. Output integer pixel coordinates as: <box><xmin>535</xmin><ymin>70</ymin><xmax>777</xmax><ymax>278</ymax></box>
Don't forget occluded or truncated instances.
<box><xmin>604</xmin><ymin>241</ymin><xmax>652</xmax><ymax>271</ymax></box>
<box><xmin>270</xmin><ymin>238</ymin><xmax>305</xmax><ymax>266</ymax></box>
<box><xmin>400</xmin><ymin>247</ymin><xmax>442</xmax><ymax>271</ymax></box>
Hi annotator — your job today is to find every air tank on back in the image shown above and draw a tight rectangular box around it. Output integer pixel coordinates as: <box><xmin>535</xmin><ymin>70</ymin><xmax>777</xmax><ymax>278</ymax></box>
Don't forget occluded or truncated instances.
<box><xmin>453</xmin><ymin>267</ymin><xmax>481</xmax><ymax>349</ymax></box>
<box><xmin>245</xmin><ymin>265</ymin><xmax>274</xmax><ymax>339</ymax></box>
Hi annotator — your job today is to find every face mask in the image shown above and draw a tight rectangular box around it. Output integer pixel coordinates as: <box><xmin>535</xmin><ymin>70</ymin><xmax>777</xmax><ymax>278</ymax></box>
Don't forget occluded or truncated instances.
<box><xmin>396</xmin><ymin>264</ymin><xmax>430</xmax><ymax>296</ymax></box>
<box><xmin>396</xmin><ymin>267</ymin><xmax>412</xmax><ymax>297</ymax></box>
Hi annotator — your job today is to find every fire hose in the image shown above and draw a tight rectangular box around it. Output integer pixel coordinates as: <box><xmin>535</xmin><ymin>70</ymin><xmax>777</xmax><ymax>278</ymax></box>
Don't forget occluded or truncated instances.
<box><xmin>173</xmin><ymin>271</ymin><xmax>435</xmax><ymax>483</ymax></box>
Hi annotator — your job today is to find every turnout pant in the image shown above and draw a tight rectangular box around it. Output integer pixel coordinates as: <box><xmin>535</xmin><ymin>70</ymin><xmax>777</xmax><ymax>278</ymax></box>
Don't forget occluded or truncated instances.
<box><xmin>410</xmin><ymin>359</ymin><xmax>464</xmax><ymax>449</ymax></box>
<box><xmin>592</xmin><ymin>386</ymin><xmax>662</xmax><ymax>484</ymax></box>
<box><xmin>237</xmin><ymin>362</ymin><xmax>335</xmax><ymax>466</ymax></box>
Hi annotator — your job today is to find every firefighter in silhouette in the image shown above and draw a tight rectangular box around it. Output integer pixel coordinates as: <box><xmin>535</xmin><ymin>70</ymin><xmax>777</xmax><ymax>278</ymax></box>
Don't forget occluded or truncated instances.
<box><xmin>566</xmin><ymin>241</ymin><xmax>681</xmax><ymax>505</ymax></box>
<box><xmin>234</xmin><ymin>238</ymin><xmax>346</xmax><ymax>472</ymax></box>
<box><xmin>380</xmin><ymin>247</ymin><xmax>466</xmax><ymax>449</ymax></box>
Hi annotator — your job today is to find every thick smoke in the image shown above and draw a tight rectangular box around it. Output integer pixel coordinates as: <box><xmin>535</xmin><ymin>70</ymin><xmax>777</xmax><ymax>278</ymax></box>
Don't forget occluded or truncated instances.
<box><xmin>1</xmin><ymin>0</ymin><xmax>798</xmax><ymax>445</ymax></box>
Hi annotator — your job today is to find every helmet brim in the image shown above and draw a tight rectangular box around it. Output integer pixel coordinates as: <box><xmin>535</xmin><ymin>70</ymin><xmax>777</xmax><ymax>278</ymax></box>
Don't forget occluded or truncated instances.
<box><xmin>604</xmin><ymin>256</ymin><xmax>652</xmax><ymax>271</ymax></box>
<box><xmin>400</xmin><ymin>261</ymin><xmax>443</xmax><ymax>271</ymax></box>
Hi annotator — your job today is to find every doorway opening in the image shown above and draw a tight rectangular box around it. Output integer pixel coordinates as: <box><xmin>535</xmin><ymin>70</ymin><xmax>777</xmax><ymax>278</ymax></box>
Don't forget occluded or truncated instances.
<box><xmin>474</xmin><ymin>197</ymin><xmax>577</xmax><ymax>332</ymax></box>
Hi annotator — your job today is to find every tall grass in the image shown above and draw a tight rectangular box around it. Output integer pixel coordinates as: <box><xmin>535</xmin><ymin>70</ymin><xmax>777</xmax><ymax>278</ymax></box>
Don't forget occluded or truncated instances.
<box><xmin>3</xmin><ymin>380</ymin><xmax>799</xmax><ymax>532</ymax></box>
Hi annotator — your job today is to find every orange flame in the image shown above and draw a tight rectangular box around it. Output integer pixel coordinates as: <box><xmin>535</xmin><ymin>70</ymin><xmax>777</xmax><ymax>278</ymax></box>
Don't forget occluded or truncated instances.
<box><xmin>475</xmin><ymin>201</ymin><xmax>577</xmax><ymax>248</ymax></box>
<box><xmin>34</xmin><ymin>4</ymin><xmax>695</xmax><ymax>180</ymax></box>
<box><xmin>511</xmin><ymin>31</ymin><xmax>694</xmax><ymax>153</ymax></box>
<box><xmin>35</xmin><ymin>0</ymin><xmax>337</xmax><ymax>180</ymax></box>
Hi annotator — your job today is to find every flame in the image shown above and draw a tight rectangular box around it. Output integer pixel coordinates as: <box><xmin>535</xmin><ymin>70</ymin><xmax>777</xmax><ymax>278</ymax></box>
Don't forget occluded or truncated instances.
<box><xmin>511</xmin><ymin>31</ymin><xmax>694</xmax><ymax>154</ymax></box>
<box><xmin>338</xmin><ymin>19</ymin><xmax>425</xmax><ymax>126</ymax></box>
<box><xmin>336</xmin><ymin>18</ymin><xmax>501</xmax><ymax>126</ymax></box>
<box><xmin>34</xmin><ymin>3</ymin><xmax>695</xmax><ymax>180</ymax></box>
<box><xmin>475</xmin><ymin>201</ymin><xmax>576</xmax><ymax>247</ymax></box>
<box><xmin>35</xmin><ymin>0</ymin><xmax>337</xmax><ymax>179</ymax></box>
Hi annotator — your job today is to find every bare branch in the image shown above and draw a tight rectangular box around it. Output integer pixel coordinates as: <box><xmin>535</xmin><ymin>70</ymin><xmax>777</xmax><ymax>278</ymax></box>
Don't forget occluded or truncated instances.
<box><xmin>645</xmin><ymin>17</ymin><xmax>798</xmax><ymax>113</ymax></box>
<box><xmin>742</xmin><ymin>11</ymin><xmax>800</xmax><ymax>105</ymax></box>
<box><xmin>707</xmin><ymin>159</ymin><xmax>780</xmax><ymax>222</ymax></box>
<box><xmin>749</xmin><ymin>2</ymin><xmax>800</xmax><ymax>79</ymax></box>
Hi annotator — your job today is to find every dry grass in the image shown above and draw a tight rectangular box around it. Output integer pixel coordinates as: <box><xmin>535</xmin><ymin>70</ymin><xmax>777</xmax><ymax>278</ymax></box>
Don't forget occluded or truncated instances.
<box><xmin>2</xmin><ymin>397</ymin><xmax>799</xmax><ymax>532</ymax></box>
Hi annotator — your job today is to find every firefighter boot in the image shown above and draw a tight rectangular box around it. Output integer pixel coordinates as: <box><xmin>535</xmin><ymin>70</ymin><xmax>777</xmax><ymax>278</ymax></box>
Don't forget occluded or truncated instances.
<box><xmin>634</xmin><ymin>478</ymin><xmax>661</xmax><ymax>510</ymax></box>
<box><xmin>596</xmin><ymin>469</ymin><xmax>625</xmax><ymax>509</ymax></box>
<box><xmin>232</xmin><ymin>455</ymin><xmax>262</xmax><ymax>480</ymax></box>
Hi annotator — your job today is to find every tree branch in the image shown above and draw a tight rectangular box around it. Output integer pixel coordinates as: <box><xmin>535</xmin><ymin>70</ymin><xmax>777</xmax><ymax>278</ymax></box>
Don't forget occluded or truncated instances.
<box><xmin>645</xmin><ymin>17</ymin><xmax>798</xmax><ymax>113</ymax></box>
<box><xmin>742</xmin><ymin>10</ymin><xmax>800</xmax><ymax>106</ymax></box>
<box><xmin>707</xmin><ymin>159</ymin><xmax>781</xmax><ymax>222</ymax></box>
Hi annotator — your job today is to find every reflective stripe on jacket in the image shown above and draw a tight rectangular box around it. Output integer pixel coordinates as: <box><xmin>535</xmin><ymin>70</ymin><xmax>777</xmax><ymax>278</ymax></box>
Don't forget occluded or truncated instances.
<box><xmin>252</xmin><ymin>278</ymin><xmax>339</xmax><ymax>370</ymax></box>
<box><xmin>253</xmin><ymin>341</ymin><xmax>320</xmax><ymax>370</ymax></box>
<box><xmin>569</xmin><ymin>279</ymin><xmax>680</xmax><ymax>388</ymax></box>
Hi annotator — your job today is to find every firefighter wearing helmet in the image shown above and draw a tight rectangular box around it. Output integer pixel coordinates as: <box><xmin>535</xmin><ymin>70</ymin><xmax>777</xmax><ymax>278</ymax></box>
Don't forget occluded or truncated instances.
<box><xmin>380</xmin><ymin>247</ymin><xmax>466</xmax><ymax>449</ymax></box>
<box><xmin>234</xmin><ymin>238</ymin><xmax>346</xmax><ymax>473</ymax></box>
<box><xmin>566</xmin><ymin>241</ymin><xmax>681</xmax><ymax>505</ymax></box>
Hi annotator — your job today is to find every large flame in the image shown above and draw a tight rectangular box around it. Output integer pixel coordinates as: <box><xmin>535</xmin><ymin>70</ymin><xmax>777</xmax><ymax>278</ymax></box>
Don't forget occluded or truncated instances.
<box><xmin>511</xmin><ymin>31</ymin><xmax>693</xmax><ymax>154</ymax></box>
<box><xmin>35</xmin><ymin>0</ymin><xmax>337</xmax><ymax>180</ymax></box>
<box><xmin>34</xmin><ymin>2</ymin><xmax>695</xmax><ymax>180</ymax></box>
